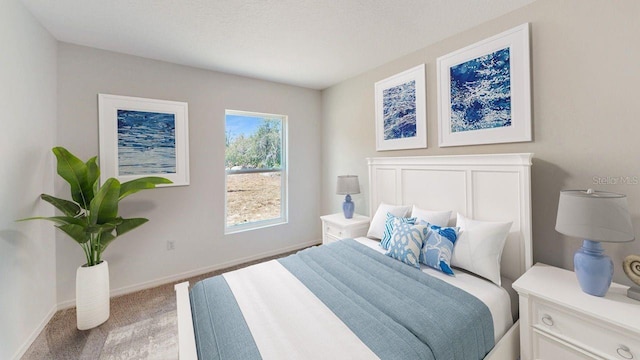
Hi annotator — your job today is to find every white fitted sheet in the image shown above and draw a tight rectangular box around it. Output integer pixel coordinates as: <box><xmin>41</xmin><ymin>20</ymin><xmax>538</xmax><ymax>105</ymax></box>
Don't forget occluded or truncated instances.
<box><xmin>355</xmin><ymin>237</ymin><xmax>513</xmax><ymax>341</ymax></box>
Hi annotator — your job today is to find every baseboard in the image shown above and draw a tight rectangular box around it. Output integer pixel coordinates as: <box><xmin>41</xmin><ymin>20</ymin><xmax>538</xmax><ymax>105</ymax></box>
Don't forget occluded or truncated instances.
<box><xmin>12</xmin><ymin>303</ymin><xmax>57</xmax><ymax>360</ymax></box>
<box><xmin>57</xmin><ymin>239</ymin><xmax>321</xmax><ymax>310</ymax></box>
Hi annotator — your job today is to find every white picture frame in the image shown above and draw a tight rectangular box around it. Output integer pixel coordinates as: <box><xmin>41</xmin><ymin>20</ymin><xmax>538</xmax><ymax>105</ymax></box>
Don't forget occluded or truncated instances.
<box><xmin>98</xmin><ymin>94</ymin><xmax>190</xmax><ymax>187</ymax></box>
<box><xmin>437</xmin><ymin>23</ymin><xmax>531</xmax><ymax>147</ymax></box>
<box><xmin>374</xmin><ymin>64</ymin><xmax>427</xmax><ymax>151</ymax></box>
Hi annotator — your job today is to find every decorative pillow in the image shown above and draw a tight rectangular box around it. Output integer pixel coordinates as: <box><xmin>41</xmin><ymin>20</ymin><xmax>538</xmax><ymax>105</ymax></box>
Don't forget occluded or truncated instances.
<box><xmin>385</xmin><ymin>223</ymin><xmax>426</xmax><ymax>269</ymax></box>
<box><xmin>380</xmin><ymin>213</ymin><xmax>417</xmax><ymax>249</ymax></box>
<box><xmin>411</xmin><ymin>206</ymin><xmax>452</xmax><ymax>227</ymax></box>
<box><xmin>366</xmin><ymin>203</ymin><xmax>412</xmax><ymax>240</ymax></box>
<box><xmin>451</xmin><ymin>213</ymin><xmax>512</xmax><ymax>286</ymax></box>
<box><xmin>419</xmin><ymin>221</ymin><xmax>460</xmax><ymax>275</ymax></box>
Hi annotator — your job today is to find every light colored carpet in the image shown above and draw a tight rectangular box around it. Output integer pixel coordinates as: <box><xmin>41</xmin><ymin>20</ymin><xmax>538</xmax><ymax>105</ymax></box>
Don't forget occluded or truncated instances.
<box><xmin>22</xmin><ymin>247</ymin><xmax>308</xmax><ymax>359</ymax></box>
<box><xmin>99</xmin><ymin>310</ymin><xmax>177</xmax><ymax>360</ymax></box>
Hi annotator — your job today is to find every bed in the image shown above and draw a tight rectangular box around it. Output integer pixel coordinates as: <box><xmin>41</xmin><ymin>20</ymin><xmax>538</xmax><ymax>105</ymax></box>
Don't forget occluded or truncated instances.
<box><xmin>175</xmin><ymin>153</ymin><xmax>533</xmax><ymax>360</ymax></box>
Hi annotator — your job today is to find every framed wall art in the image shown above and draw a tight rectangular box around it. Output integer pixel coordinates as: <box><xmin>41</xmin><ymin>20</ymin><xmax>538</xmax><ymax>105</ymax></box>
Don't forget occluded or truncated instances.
<box><xmin>437</xmin><ymin>23</ymin><xmax>531</xmax><ymax>147</ymax></box>
<box><xmin>374</xmin><ymin>64</ymin><xmax>426</xmax><ymax>151</ymax></box>
<box><xmin>98</xmin><ymin>94</ymin><xmax>190</xmax><ymax>187</ymax></box>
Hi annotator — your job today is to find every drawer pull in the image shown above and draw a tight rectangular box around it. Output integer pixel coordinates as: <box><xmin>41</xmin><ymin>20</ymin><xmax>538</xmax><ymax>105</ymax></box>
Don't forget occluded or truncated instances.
<box><xmin>617</xmin><ymin>345</ymin><xmax>634</xmax><ymax>359</ymax></box>
<box><xmin>541</xmin><ymin>314</ymin><xmax>554</xmax><ymax>326</ymax></box>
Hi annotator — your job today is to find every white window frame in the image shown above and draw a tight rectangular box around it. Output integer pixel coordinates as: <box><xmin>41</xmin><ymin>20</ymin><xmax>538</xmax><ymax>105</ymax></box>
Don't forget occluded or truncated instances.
<box><xmin>224</xmin><ymin>109</ymin><xmax>288</xmax><ymax>234</ymax></box>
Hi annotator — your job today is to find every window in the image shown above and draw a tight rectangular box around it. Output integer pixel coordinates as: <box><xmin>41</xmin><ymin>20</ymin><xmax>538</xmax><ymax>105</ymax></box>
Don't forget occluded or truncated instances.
<box><xmin>225</xmin><ymin>110</ymin><xmax>287</xmax><ymax>233</ymax></box>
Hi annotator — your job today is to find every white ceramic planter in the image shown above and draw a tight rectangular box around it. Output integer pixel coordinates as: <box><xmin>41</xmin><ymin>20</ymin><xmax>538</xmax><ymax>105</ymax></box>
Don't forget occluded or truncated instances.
<box><xmin>76</xmin><ymin>260</ymin><xmax>110</xmax><ymax>330</ymax></box>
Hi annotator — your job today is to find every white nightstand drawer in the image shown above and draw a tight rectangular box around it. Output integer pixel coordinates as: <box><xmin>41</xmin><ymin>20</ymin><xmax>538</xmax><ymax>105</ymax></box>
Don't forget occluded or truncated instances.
<box><xmin>325</xmin><ymin>223</ymin><xmax>345</xmax><ymax>238</ymax></box>
<box><xmin>533</xmin><ymin>329</ymin><xmax>594</xmax><ymax>360</ymax></box>
<box><xmin>324</xmin><ymin>233</ymin><xmax>340</xmax><ymax>245</ymax></box>
<box><xmin>533</xmin><ymin>300</ymin><xmax>639</xmax><ymax>360</ymax></box>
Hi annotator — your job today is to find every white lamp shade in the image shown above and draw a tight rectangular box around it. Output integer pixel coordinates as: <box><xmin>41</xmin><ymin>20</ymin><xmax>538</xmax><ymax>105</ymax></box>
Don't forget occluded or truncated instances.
<box><xmin>555</xmin><ymin>189</ymin><xmax>635</xmax><ymax>242</ymax></box>
<box><xmin>336</xmin><ymin>175</ymin><xmax>360</xmax><ymax>195</ymax></box>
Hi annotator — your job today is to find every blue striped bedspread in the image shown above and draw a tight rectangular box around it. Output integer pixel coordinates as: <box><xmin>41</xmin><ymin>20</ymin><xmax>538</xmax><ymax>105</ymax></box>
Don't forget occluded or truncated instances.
<box><xmin>189</xmin><ymin>239</ymin><xmax>494</xmax><ymax>360</ymax></box>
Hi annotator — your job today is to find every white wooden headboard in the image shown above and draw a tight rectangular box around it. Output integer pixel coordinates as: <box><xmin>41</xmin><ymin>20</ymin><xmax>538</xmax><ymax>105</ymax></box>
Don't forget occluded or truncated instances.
<box><xmin>367</xmin><ymin>153</ymin><xmax>533</xmax><ymax>282</ymax></box>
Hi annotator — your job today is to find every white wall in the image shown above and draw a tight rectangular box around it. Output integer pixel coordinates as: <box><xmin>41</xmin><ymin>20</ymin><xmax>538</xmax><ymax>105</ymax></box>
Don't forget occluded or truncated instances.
<box><xmin>0</xmin><ymin>0</ymin><xmax>58</xmax><ymax>359</ymax></box>
<box><xmin>321</xmin><ymin>0</ymin><xmax>640</xmax><ymax>286</ymax></box>
<box><xmin>56</xmin><ymin>43</ymin><xmax>323</xmax><ymax>305</ymax></box>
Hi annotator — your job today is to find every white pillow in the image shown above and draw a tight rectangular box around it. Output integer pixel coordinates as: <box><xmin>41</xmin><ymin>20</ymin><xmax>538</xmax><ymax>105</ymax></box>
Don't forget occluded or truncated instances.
<box><xmin>451</xmin><ymin>213</ymin><xmax>512</xmax><ymax>286</ymax></box>
<box><xmin>411</xmin><ymin>206</ymin><xmax>451</xmax><ymax>227</ymax></box>
<box><xmin>367</xmin><ymin>203</ymin><xmax>411</xmax><ymax>239</ymax></box>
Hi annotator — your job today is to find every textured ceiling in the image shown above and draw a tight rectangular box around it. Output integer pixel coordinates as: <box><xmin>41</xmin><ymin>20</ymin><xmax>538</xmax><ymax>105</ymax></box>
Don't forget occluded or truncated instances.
<box><xmin>21</xmin><ymin>0</ymin><xmax>535</xmax><ymax>89</ymax></box>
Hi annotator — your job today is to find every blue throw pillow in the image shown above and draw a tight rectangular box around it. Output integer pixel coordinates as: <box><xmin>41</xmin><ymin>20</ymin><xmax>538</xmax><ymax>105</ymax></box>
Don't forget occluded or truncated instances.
<box><xmin>385</xmin><ymin>223</ymin><xmax>426</xmax><ymax>269</ymax></box>
<box><xmin>419</xmin><ymin>221</ymin><xmax>460</xmax><ymax>275</ymax></box>
<box><xmin>380</xmin><ymin>212</ymin><xmax>416</xmax><ymax>249</ymax></box>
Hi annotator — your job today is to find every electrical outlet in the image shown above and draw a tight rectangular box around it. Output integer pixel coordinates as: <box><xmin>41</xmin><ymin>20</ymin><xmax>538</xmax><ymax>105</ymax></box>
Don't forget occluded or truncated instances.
<box><xmin>167</xmin><ymin>240</ymin><xmax>175</xmax><ymax>251</ymax></box>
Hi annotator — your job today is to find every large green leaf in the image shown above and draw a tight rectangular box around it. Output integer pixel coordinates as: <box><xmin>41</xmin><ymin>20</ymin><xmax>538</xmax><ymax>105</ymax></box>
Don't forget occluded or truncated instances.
<box><xmin>86</xmin><ymin>222</ymin><xmax>118</xmax><ymax>235</ymax></box>
<box><xmin>86</xmin><ymin>156</ymin><xmax>100</xmax><ymax>198</ymax></box>
<box><xmin>40</xmin><ymin>194</ymin><xmax>81</xmax><ymax>217</ymax></box>
<box><xmin>52</xmin><ymin>147</ymin><xmax>92</xmax><ymax>209</ymax></box>
<box><xmin>98</xmin><ymin>232</ymin><xmax>117</xmax><ymax>253</ymax></box>
<box><xmin>18</xmin><ymin>215</ymin><xmax>85</xmax><ymax>227</ymax></box>
<box><xmin>96</xmin><ymin>217</ymin><xmax>148</xmax><ymax>254</ymax></box>
<box><xmin>116</xmin><ymin>218</ymin><xmax>148</xmax><ymax>237</ymax></box>
<box><xmin>119</xmin><ymin>177</ymin><xmax>172</xmax><ymax>200</ymax></box>
<box><xmin>57</xmin><ymin>224</ymin><xmax>90</xmax><ymax>244</ymax></box>
<box><xmin>89</xmin><ymin>178</ymin><xmax>120</xmax><ymax>225</ymax></box>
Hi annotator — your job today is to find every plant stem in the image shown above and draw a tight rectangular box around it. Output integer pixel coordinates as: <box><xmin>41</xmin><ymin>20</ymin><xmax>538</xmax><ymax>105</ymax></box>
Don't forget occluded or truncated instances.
<box><xmin>88</xmin><ymin>233</ymin><xmax>95</xmax><ymax>266</ymax></box>
<box><xmin>96</xmin><ymin>232</ymin><xmax>101</xmax><ymax>264</ymax></box>
<box><xmin>81</xmin><ymin>242</ymin><xmax>90</xmax><ymax>266</ymax></box>
<box><xmin>93</xmin><ymin>234</ymin><xmax>98</xmax><ymax>265</ymax></box>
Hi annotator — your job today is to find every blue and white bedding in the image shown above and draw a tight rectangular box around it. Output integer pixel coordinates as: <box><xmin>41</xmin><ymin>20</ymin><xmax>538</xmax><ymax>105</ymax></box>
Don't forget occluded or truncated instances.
<box><xmin>355</xmin><ymin>237</ymin><xmax>515</xmax><ymax>337</ymax></box>
<box><xmin>189</xmin><ymin>239</ymin><xmax>512</xmax><ymax>360</ymax></box>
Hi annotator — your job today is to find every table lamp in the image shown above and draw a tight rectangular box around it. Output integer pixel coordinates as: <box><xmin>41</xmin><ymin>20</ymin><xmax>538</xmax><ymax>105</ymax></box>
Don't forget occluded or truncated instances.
<box><xmin>336</xmin><ymin>175</ymin><xmax>360</xmax><ymax>219</ymax></box>
<box><xmin>555</xmin><ymin>189</ymin><xmax>635</xmax><ymax>297</ymax></box>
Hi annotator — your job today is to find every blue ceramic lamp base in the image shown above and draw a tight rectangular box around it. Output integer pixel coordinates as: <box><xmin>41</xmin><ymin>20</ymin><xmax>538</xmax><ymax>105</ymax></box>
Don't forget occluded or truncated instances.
<box><xmin>343</xmin><ymin>194</ymin><xmax>354</xmax><ymax>219</ymax></box>
<box><xmin>574</xmin><ymin>240</ymin><xmax>613</xmax><ymax>297</ymax></box>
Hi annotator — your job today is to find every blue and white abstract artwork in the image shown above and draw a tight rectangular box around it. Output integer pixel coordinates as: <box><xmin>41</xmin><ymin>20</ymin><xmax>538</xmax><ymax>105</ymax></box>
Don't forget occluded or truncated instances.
<box><xmin>383</xmin><ymin>80</ymin><xmax>417</xmax><ymax>140</ymax></box>
<box><xmin>117</xmin><ymin>109</ymin><xmax>176</xmax><ymax>175</ymax></box>
<box><xmin>450</xmin><ymin>47</ymin><xmax>511</xmax><ymax>133</ymax></box>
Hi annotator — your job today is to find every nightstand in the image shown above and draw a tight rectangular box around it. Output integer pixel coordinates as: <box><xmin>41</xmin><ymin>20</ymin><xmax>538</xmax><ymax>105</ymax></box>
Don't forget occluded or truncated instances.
<box><xmin>513</xmin><ymin>263</ymin><xmax>640</xmax><ymax>360</ymax></box>
<box><xmin>320</xmin><ymin>213</ymin><xmax>370</xmax><ymax>245</ymax></box>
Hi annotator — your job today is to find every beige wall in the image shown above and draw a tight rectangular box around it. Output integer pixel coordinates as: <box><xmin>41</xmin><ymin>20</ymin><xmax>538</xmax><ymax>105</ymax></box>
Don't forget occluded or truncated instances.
<box><xmin>56</xmin><ymin>43</ymin><xmax>322</xmax><ymax>304</ymax></box>
<box><xmin>0</xmin><ymin>0</ymin><xmax>58</xmax><ymax>358</ymax></box>
<box><xmin>321</xmin><ymin>0</ymin><xmax>640</xmax><ymax>286</ymax></box>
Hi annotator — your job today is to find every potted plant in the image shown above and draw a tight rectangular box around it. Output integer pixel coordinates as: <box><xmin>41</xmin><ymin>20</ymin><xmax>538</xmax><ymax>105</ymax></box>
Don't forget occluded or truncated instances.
<box><xmin>20</xmin><ymin>147</ymin><xmax>171</xmax><ymax>329</ymax></box>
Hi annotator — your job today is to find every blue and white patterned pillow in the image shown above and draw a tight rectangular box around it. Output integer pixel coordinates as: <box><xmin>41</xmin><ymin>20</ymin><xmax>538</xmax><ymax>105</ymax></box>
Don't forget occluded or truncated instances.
<box><xmin>419</xmin><ymin>221</ymin><xmax>460</xmax><ymax>275</ymax></box>
<box><xmin>380</xmin><ymin>213</ymin><xmax>416</xmax><ymax>249</ymax></box>
<box><xmin>385</xmin><ymin>223</ymin><xmax>426</xmax><ymax>269</ymax></box>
